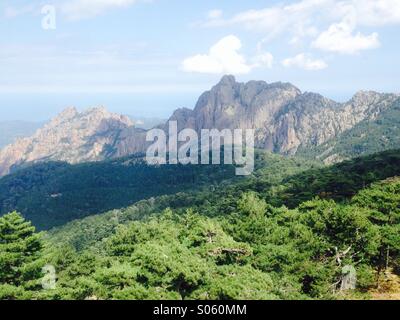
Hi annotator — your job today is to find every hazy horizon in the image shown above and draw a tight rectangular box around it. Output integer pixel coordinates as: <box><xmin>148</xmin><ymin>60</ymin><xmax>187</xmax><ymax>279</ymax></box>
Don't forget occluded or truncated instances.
<box><xmin>1</xmin><ymin>76</ymin><xmax>398</xmax><ymax>122</ymax></box>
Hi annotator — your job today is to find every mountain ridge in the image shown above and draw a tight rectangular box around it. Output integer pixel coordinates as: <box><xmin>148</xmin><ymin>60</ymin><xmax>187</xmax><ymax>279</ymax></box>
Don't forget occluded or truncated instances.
<box><xmin>0</xmin><ymin>76</ymin><xmax>398</xmax><ymax>177</ymax></box>
<box><xmin>298</xmin><ymin>97</ymin><xmax>400</xmax><ymax>163</ymax></box>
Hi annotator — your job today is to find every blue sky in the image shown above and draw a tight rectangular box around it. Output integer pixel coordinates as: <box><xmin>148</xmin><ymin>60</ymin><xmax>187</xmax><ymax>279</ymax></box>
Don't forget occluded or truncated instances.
<box><xmin>0</xmin><ymin>0</ymin><xmax>399</xmax><ymax>121</ymax></box>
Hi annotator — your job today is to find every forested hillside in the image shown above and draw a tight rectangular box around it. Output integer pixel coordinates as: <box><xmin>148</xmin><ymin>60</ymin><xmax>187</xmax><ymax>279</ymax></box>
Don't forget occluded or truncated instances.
<box><xmin>47</xmin><ymin>149</ymin><xmax>400</xmax><ymax>252</ymax></box>
<box><xmin>1</xmin><ymin>149</ymin><xmax>399</xmax><ymax>300</ymax></box>
<box><xmin>0</xmin><ymin>152</ymin><xmax>318</xmax><ymax>230</ymax></box>
<box><xmin>1</xmin><ymin>150</ymin><xmax>399</xmax><ymax>300</ymax></box>
<box><xmin>0</xmin><ymin>154</ymin><xmax>238</xmax><ymax>230</ymax></box>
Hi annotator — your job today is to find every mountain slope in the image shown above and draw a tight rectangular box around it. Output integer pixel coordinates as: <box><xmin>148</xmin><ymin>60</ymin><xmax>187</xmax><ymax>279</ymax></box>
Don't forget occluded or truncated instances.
<box><xmin>0</xmin><ymin>154</ymin><xmax>238</xmax><ymax>230</ymax></box>
<box><xmin>6</xmin><ymin>156</ymin><xmax>399</xmax><ymax>300</ymax></box>
<box><xmin>0</xmin><ymin>150</ymin><xmax>323</xmax><ymax>231</ymax></box>
<box><xmin>298</xmin><ymin>98</ymin><xmax>400</xmax><ymax>163</ymax></box>
<box><xmin>29</xmin><ymin>176</ymin><xmax>396</xmax><ymax>301</ymax></box>
<box><xmin>47</xmin><ymin>149</ymin><xmax>400</xmax><ymax>252</ymax></box>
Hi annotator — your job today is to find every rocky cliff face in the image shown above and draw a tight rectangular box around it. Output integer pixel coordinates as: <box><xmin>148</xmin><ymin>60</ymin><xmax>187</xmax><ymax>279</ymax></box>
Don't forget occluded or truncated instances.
<box><xmin>268</xmin><ymin>90</ymin><xmax>398</xmax><ymax>154</ymax></box>
<box><xmin>192</xmin><ymin>75</ymin><xmax>301</xmax><ymax>132</ymax></box>
<box><xmin>0</xmin><ymin>107</ymin><xmax>133</xmax><ymax>176</ymax></box>
<box><xmin>171</xmin><ymin>76</ymin><xmax>398</xmax><ymax>155</ymax></box>
<box><xmin>0</xmin><ymin>76</ymin><xmax>398</xmax><ymax>177</ymax></box>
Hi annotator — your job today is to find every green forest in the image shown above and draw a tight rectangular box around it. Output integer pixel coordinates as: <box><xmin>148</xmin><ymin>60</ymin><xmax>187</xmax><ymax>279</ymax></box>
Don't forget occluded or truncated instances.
<box><xmin>1</xmin><ymin>149</ymin><xmax>399</xmax><ymax>300</ymax></box>
<box><xmin>0</xmin><ymin>154</ymin><xmax>237</xmax><ymax>230</ymax></box>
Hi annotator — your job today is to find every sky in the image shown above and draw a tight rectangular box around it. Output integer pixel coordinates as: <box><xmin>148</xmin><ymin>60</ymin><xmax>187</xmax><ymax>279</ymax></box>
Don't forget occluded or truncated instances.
<box><xmin>0</xmin><ymin>0</ymin><xmax>400</xmax><ymax>121</ymax></box>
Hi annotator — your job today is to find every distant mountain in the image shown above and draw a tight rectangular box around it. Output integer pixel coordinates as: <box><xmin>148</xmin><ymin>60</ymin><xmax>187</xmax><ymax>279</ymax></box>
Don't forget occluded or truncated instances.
<box><xmin>0</xmin><ymin>76</ymin><xmax>399</xmax><ymax>177</ymax></box>
<box><xmin>297</xmin><ymin>97</ymin><xmax>400</xmax><ymax>163</ymax></box>
<box><xmin>0</xmin><ymin>107</ymin><xmax>135</xmax><ymax>176</ymax></box>
<box><xmin>0</xmin><ymin>121</ymin><xmax>43</xmax><ymax>149</ymax></box>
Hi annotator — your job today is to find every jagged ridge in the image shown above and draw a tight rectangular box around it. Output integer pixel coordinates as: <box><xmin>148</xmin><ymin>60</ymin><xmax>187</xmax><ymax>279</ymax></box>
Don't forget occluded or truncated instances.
<box><xmin>0</xmin><ymin>76</ymin><xmax>398</xmax><ymax>177</ymax></box>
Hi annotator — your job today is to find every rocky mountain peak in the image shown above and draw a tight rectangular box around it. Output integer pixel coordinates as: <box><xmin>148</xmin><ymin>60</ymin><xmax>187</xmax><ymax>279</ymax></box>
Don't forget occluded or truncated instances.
<box><xmin>345</xmin><ymin>90</ymin><xmax>399</xmax><ymax>122</ymax></box>
<box><xmin>191</xmin><ymin>76</ymin><xmax>302</xmax><ymax>131</ymax></box>
<box><xmin>49</xmin><ymin>107</ymin><xmax>78</xmax><ymax>125</ymax></box>
<box><xmin>0</xmin><ymin>107</ymin><xmax>134</xmax><ymax>176</ymax></box>
<box><xmin>350</xmin><ymin>90</ymin><xmax>383</xmax><ymax>104</ymax></box>
<box><xmin>82</xmin><ymin>106</ymin><xmax>113</xmax><ymax>118</ymax></box>
<box><xmin>167</xmin><ymin>107</ymin><xmax>196</xmax><ymax>131</ymax></box>
<box><xmin>218</xmin><ymin>74</ymin><xmax>236</xmax><ymax>86</ymax></box>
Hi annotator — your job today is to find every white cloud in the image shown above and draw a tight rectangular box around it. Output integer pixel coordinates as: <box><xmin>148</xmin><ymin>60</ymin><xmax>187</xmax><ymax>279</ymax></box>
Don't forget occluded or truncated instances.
<box><xmin>282</xmin><ymin>53</ymin><xmax>327</xmax><ymax>70</ymax></box>
<box><xmin>202</xmin><ymin>0</ymin><xmax>400</xmax><ymax>54</ymax></box>
<box><xmin>202</xmin><ymin>0</ymin><xmax>333</xmax><ymax>41</ymax></box>
<box><xmin>205</xmin><ymin>0</ymin><xmax>400</xmax><ymax>31</ymax></box>
<box><xmin>61</xmin><ymin>0</ymin><xmax>138</xmax><ymax>20</ymax></box>
<box><xmin>350</xmin><ymin>0</ymin><xmax>400</xmax><ymax>26</ymax></box>
<box><xmin>182</xmin><ymin>35</ymin><xmax>273</xmax><ymax>75</ymax></box>
<box><xmin>312</xmin><ymin>20</ymin><xmax>380</xmax><ymax>54</ymax></box>
<box><xmin>253</xmin><ymin>52</ymin><xmax>274</xmax><ymax>69</ymax></box>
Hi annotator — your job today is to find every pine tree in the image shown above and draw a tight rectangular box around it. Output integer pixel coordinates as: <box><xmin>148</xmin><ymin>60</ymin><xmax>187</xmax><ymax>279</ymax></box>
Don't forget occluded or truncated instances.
<box><xmin>0</xmin><ymin>212</ymin><xmax>43</xmax><ymax>286</ymax></box>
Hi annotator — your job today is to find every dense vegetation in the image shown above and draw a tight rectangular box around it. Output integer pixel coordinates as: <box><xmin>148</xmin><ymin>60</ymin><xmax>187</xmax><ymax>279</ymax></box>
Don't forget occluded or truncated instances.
<box><xmin>46</xmin><ymin>150</ymin><xmax>400</xmax><ymax>253</ymax></box>
<box><xmin>0</xmin><ymin>212</ymin><xmax>44</xmax><ymax>299</ymax></box>
<box><xmin>1</xmin><ymin>178</ymin><xmax>399</xmax><ymax>300</ymax></box>
<box><xmin>0</xmin><ymin>154</ymin><xmax>238</xmax><ymax>230</ymax></box>
<box><xmin>1</xmin><ymin>149</ymin><xmax>399</xmax><ymax>300</ymax></box>
<box><xmin>0</xmin><ymin>152</ymin><xmax>321</xmax><ymax>230</ymax></box>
